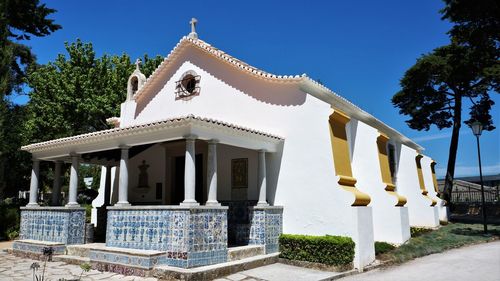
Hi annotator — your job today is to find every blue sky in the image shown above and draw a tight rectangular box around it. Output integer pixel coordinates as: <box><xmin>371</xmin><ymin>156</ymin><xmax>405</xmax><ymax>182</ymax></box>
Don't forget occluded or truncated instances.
<box><xmin>12</xmin><ymin>0</ymin><xmax>499</xmax><ymax>178</ymax></box>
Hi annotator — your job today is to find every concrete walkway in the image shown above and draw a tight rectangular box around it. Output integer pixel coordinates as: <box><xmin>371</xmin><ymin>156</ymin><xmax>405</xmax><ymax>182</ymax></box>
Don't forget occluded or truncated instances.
<box><xmin>339</xmin><ymin>241</ymin><xmax>500</xmax><ymax>281</ymax></box>
<box><xmin>0</xmin><ymin>251</ymin><xmax>157</xmax><ymax>281</ymax></box>
<box><xmin>1</xmin><ymin>241</ymin><xmax>498</xmax><ymax>281</ymax></box>
<box><xmin>215</xmin><ymin>263</ymin><xmax>348</xmax><ymax>281</ymax></box>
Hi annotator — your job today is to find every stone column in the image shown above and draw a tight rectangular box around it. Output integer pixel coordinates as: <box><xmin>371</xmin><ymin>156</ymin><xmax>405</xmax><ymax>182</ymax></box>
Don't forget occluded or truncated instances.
<box><xmin>66</xmin><ymin>154</ymin><xmax>80</xmax><ymax>207</ymax></box>
<box><xmin>206</xmin><ymin>139</ymin><xmax>220</xmax><ymax>206</ymax></box>
<box><xmin>116</xmin><ymin>146</ymin><xmax>131</xmax><ymax>206</ymax></box>
<box><xmin>51</xmin><ymin>160</ymin><xmax>63</xmax><ymax>206</ymax></box>
<box><xmin>104</xmin><ymin>165</ymin><xmax>112</xmax><ymax>206</ymax></box>
<box><xmin>257</xmin><ymin>150</ymin><xmax>269</xmax><ymax>206</ymax></box>
<box><xmin>27</xmin><ymin>158</ymin><xmax>40</xmax><ymax>207</ymax></box>
<box><xmin>181</xmin><ymin>135</ymin><xmax>199</xmax><ymax>206</ymax></box>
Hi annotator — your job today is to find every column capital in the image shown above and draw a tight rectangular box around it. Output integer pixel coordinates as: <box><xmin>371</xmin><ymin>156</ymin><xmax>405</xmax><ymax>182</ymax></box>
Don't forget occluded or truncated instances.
<box><xmin>208</xmin><ymin>139</ymin><xmax>219</xmax><ymax>144</ymax></box>
<box><xmin>258</xmin><ymin>149</ymin><xmax>267</xmax><ymax>153</ymax></box>
<box><xmin>119</xmin><ymin>144</ymin><xmax>131</xmax><ymax>150</ymax></box>
<box><xmin>184</xmin><ymin>134</ymin><xmax>198</xmax><ymax>141</ymax></box>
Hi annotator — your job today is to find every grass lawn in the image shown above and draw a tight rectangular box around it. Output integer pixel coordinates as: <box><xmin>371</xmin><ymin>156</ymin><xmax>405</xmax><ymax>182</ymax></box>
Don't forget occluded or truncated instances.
<box><xmin>379</xmin><ymin>223</ymin><xmax>500</xmax><ymax>264</ymax></box>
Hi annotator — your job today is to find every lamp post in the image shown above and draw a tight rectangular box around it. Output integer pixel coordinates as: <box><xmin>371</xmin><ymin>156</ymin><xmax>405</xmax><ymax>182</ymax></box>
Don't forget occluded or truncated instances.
<box><xmin>470</xmin><ymin>121</ymin><xmax>487</xmax><ymax>234</ymax></box>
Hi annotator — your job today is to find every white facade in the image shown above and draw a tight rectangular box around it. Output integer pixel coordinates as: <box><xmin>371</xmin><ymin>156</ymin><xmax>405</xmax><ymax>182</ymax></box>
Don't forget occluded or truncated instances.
<box><xmin>23</xmin><ymin>35</ymin><xmax>441</xmax><ymax>270</ymax></box>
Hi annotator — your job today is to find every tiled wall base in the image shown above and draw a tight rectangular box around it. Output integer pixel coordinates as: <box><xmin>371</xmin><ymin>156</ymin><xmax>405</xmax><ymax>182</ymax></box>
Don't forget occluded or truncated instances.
<box><xmin>106</xmin><ymin>206</ymin><xmax>229</xmax><ymax>268</ymax></box>
<box><xmin>92</xmin><ymin>262</ymin><xmax>150</xmax><ymax>277</ymax></box>
<box><xmin>248</xmin><ymin>206</ymin><xmax>283</xmax><ymax>254</ymax></box>
<box><xmin>19</xmin><ymin>207</ymin><xmax>86</xmax><ymax>244</ymax></box>
<box><xmin>12</xmin><ymin>240</ymin><xmax>66</xmax><ymax>260</ymax></box>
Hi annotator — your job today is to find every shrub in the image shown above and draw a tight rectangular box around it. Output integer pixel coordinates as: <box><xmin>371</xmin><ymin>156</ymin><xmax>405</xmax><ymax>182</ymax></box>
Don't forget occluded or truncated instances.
<box><xmin>0</xmin><ymin>199</ymin><xmax>21</xmax><ymax>241</ymax></box>
<box><xmin>410</xmin><ymin>227</ymin><xmax>433</xmax><ymax>237</ymax></box>
<box><xmin>374</xmin><ymin>241</ymin><xmax>396</xmax><ymax>255</ymax></box>
<box><xmin>279</xmin><ymin>234</ymin><xmax>355</xmax><ymax>266</ymax></box>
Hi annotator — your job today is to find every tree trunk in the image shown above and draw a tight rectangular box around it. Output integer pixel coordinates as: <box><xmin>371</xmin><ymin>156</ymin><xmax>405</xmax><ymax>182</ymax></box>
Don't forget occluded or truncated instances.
<box><xmin>443</xmin><ymin>94</ymin><xmax>462</xmax><ymax>204</ymax></box>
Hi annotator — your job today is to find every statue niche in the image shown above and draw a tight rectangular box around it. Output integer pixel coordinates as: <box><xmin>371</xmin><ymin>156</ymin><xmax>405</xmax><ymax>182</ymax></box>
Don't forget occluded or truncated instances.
<box><xmin>135</xmin><ymin>160</ymin><xmax>150</xmax><ymax>194</ymax></box>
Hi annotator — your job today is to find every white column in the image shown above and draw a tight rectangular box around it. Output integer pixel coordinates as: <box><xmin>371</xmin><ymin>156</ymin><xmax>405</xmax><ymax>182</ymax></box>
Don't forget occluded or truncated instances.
<box><xmin>51</xmin><ymin>160</ymin><xmax>62</xmax><ymax>206</ymax></box>
<box><xmin>257</xmin><ymin>149</ymin><xmax>269</xmax><ymax>206</ymax></box>
<box><xmin>66</xmin><ymin>154</ymin><xmax>80</xmax><ymax>207</ymax></box>
<box><xmin>27</xmin><ymin>158</ymin><xmax>40</xmax><ymax>207</ymax></box>
<box><xmin>206</xmin><ymin>139</ymin><xmax>220</xmax><ymax>206</ymax></box>
<box><xmin>181</xmin><ymin>135</ymin><xmax>199</xmax><ymax>206</ymax></box>
<box><xmin>116</xmin><ymin>146</ymin><xmax>131</xmax><ymax>206</ymax></box>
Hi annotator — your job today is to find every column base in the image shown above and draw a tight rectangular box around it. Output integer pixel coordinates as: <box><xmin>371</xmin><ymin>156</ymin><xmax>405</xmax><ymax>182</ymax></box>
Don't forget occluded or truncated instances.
<box><xmin>180</xmin><ymin>201</ymin><xmax>200</xmax><ymax>206</ymax></box>
<box><xmin>115</xmin><ymin>201</ymin><xmax>131</xmax><ymax>207</ymax></box>
<box><xmin>205</xmin><ymin>201</ymin><xmax>221</xmax><ymax>206</ymax></box>
<box><xmin>65</xmin><ymin>202</ymin><xmax>81</xmax><ymax>208</ymax></box>
<box><xmin>257</xmin><ymin>201</ymin><xmax>269</xmax><ymax>207</ymax></box>
<box><xmin>25</xmin><ymin>203</ymin><xmax>40</xmax><ymax>208</ymax></box>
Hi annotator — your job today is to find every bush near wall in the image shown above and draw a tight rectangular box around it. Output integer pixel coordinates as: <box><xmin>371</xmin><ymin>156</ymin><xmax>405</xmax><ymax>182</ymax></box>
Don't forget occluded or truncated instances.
<box><xmin>279</xmin><ymin>234</ymin><xmax>355</xmax><ymax>266</ymax></box>
<box><xmin>374</xmin><ymin>241</ymin><xmax>396</xmax><ymax>255</ymax></box>
<box><xmin>410</xmin><ymin>227</ymin><xmax>433</xmax><ymax>237</ymax></box>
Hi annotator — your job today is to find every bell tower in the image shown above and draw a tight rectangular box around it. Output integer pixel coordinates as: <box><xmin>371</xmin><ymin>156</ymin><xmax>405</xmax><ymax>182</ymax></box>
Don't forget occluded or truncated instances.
<box><xmin>126</xmin><ymin>59</ymin><xmax>147</xmax><ymax>100</ymax></box>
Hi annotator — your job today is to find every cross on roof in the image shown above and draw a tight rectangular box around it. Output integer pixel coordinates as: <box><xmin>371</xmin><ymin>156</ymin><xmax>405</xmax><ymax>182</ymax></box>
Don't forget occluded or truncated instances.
<box><xmin>135</xmin><ymin>58</ymin><xmax>142</xmax><ymax>70</ymax></box>
<box><xmin>189</xmin><ymin>18</ymin><xmax>198</xmax><ymax>39</ymax></box>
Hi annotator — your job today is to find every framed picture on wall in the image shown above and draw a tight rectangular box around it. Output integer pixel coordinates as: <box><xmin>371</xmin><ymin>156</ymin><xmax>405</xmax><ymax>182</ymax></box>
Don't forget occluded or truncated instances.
<box><xmin>231</xmin><ymin>158</ymin><xmax>248</xmax><ymax>189</ymax></box>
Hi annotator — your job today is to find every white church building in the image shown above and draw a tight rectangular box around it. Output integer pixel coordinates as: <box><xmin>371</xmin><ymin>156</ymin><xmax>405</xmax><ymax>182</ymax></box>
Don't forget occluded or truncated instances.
<box><xmin>15</xmin><ymin>21</ymin><xmax>447</xmax><ymax>276</ymax></box>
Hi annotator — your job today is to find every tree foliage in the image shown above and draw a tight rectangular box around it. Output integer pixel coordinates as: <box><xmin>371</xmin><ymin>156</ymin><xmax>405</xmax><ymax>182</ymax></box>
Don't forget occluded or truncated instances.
<box><xmin>0</xmin><ymin>0</ymin><xmax>60</xmax><ymax>198</ymax></box>
<box><xmin>392</xmin><ymin>0</ymin><xmax>499</xmax><ymax>203</ymax></box>
<box><xmin>24</xmin><ymin>39</ymin><xmax>163</xmax><ymax>143</ymax></box>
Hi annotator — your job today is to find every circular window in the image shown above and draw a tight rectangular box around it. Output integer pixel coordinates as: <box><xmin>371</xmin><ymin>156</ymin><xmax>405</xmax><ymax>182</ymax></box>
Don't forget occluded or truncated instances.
<box><xmin>176</xmin><ymin>71</ymin><xmax>200</xmax><ymax>99</ymax></box>
<box><xmin>182</xmin><ymin>74</ymin><xmax>197</xmax><ymax>94</ymax></box>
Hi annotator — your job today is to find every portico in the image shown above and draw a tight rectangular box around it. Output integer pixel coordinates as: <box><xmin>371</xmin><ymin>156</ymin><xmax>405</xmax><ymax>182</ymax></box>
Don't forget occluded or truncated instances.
<box><xmin>17</xmin><ymin>115</ymin><xmax>284</xmax><ymax>269</ymax></box>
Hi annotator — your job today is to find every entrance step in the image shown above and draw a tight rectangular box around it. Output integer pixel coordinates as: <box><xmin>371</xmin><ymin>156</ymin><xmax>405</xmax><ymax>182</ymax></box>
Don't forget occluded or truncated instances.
<box><xmin>153</xmin><ymin>252</ymin><xmax>279</xmax><ymax>281</ymax></box>
<box><xmin>53</xmin><ymin>255</ymin><xmax>90</xmax><ymax>265</ymax></box>
<box><xmin>228</xmin><ymin>245</ymin><xmax>265</xmax><ymax>261</ymax></box>
<box><xmin>66</xmin><ymin>243</ymin><xmax>105</xmax><ymax>258</ymax></box>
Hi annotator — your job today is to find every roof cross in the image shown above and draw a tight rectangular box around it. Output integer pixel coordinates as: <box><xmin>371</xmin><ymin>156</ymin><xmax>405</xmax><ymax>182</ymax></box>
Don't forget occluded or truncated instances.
<box><xmin>189</xmin><ymin>18</ymin><xmax>198</xmax><ymax>39</ymax></box>
<box><xmin>135</xmin><ymin>58</ymin><xmax>142</xmax><ymax>71</ymax></box>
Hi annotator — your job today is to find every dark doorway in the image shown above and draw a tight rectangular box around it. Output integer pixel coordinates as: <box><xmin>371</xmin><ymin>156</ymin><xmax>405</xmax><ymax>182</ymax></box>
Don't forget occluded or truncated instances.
<box><xmin>173</xmin><ymin>154</ymin><xmax>204</xmax><ymax>204</ymax></box>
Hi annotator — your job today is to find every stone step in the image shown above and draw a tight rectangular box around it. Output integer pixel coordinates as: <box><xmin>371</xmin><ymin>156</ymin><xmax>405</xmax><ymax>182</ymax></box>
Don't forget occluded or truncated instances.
<box><xmin>53</xmin><ymin>255</ymin><xmax>90</xmax><ymax>265</ymax></box>
<box><xmin>228</xmin><ymin>245</ymin><xmax>265</xmax><ymax>261</ymax></box>
<box><xmin>66</xmin><ymin>243</ymin><xmax>105</xmax><ymax>257</ymax></box>
<box><xmin>153</xmin><ymin>252</ymin><xmax>279</xmax><ymax>281</ymax></box>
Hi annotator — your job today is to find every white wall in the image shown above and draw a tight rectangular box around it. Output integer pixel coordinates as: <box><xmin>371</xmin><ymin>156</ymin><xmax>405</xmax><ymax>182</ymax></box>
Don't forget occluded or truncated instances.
<box><xmin>350</xmin><ymin>120</ymin><xmax>410</xmax><ymax>244</ymax></box>
<box><xmin>396</xmin><ymin>145</ymin><xmax>439</xmax><ymax>227</ymax></box>
<box><xmin>421</xmin><ymin>155</ymin><xmax>448</xmax><ymax>222</ymax></box>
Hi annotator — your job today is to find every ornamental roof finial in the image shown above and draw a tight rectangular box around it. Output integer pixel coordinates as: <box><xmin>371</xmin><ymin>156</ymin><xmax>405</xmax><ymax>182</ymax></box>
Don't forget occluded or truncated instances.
<box><xmin>134</xmin><ymin>58</ymin><xmax>142</xmax><ymax>71</ymax></box>
<box><xmin>189</xmin><ymin>18</ymin><xmax>198</xmax><ymax>39</ymax></box>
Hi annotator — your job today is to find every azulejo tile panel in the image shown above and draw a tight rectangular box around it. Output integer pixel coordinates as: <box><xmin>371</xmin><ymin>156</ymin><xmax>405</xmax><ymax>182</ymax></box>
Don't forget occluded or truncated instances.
<box><xmin>19</xmin><ymin>207</ymin><xmax>85</xmax><ymax>245</ymax></box>
<box><xmin>248</xmin><ymin>207</ymin><xmax>283</xmax><ymax>254</ymax></box>
<box><xmin>106</xmin><ymin>207</ymin><xmax>228</xmax><ymax>268</ymax></box>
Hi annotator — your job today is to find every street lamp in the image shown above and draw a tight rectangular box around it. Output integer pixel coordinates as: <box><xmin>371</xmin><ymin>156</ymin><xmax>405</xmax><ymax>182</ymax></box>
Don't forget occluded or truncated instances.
<box><xmin>470</xmin><ymin>121</ymin><xmax>487</xmax><ymax>234</ymax></box>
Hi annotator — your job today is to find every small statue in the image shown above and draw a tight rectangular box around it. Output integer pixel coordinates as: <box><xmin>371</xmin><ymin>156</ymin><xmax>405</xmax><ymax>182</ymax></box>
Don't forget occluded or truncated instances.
<box><xmin>137</xmin><ymin>160</ymin><xmax>150</xmax><ymax>188</ymax></box>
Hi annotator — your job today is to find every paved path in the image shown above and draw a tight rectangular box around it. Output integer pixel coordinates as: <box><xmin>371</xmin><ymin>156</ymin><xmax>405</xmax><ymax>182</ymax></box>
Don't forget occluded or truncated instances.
<box><xmin>339</xmin><ymin>241</ymin><xmax>500</xmax><ymax>281</ymax></box>
<box><xmin>0</xmin><ymin>251</ymin><xmax>157</xmax><ymax>281</ymax></box>
<box><xmin>215</xmin><ymin>263</ymin><xmax>347</xmax><ymax>281</ymax></box>
<box><xmin>1</xmin><ymin>241</ymin><xmax>498</xmax><ymax>281</ymax></box>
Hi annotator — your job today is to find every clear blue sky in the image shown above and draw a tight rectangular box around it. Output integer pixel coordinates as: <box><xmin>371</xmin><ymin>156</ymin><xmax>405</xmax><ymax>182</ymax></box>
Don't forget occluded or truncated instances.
<box><xmin>13</xmin><ymin>0</ymin><xmax>500</xmax><ymax>178</ymax></box>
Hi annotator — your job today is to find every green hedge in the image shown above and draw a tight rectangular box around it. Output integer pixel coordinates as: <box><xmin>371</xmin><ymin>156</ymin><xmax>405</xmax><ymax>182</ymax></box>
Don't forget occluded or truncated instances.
<box><xmin>374</xmin><ymin>241</ymin><xmax>395</xmax><ymax>255</ymax></box>
<box><xmin>410</xmin><ymin>227</ymin><xmax>433</xmax><ymax>237</ymax></box>
<box><xmin>279</xmin><ymin>234</ymin><xmax>355</xmax><ymax>266</ymax></box>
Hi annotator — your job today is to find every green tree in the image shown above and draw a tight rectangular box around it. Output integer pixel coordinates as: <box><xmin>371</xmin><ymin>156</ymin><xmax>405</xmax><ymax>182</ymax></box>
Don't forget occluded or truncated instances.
<box><xmin>0</xmin><ymin>0</ymin><xmax>60</xmax><ymax>198</ymax></box>
<box><xmin>24</xmin><ymin>39</ymin><xmax>163</xmax><ymax>142</ymax></box>
<box><xmin>23</xmin><ymin>40</ymin><xmax>163</xmax><ymax>200</ymax></box>
<box><xmin>392</xmin><ymin>0</ymin><xmax>499</xmax><ymax>203</ymax></box>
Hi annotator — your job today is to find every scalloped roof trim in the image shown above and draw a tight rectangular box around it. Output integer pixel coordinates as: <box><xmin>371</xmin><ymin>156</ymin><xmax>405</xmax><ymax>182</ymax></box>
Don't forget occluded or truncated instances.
<box><xmin>21</xmin><ymin>115</ymin><xmax>283</xmax><ymax>152</ymax></box>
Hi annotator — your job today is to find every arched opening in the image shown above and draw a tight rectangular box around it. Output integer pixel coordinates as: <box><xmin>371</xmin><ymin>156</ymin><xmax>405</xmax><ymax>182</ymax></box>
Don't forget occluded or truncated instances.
<box><xmin>131</xmin><ymin>76</ymin><xmax>139</xmax><ymax>96</ymax></box>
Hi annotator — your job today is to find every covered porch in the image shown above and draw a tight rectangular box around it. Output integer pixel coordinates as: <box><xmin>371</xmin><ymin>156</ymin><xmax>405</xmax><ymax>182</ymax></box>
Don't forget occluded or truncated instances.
<box><xmin>16</xmin><ymin>115</ymin><xmax>284</xmax><ymax>270</ymax></box>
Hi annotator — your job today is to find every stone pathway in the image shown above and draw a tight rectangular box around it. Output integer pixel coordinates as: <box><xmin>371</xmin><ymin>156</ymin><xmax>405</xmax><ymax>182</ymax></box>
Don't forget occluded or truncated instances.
<box><xmin>216</xmin><ymin>263</ymin><xmax>347</xmax><ymax>281</ymax></box>
<box><xmin>0</xmin><ymin>251</ymin><xmax>157</xmax><ymax>281</ymax></box>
